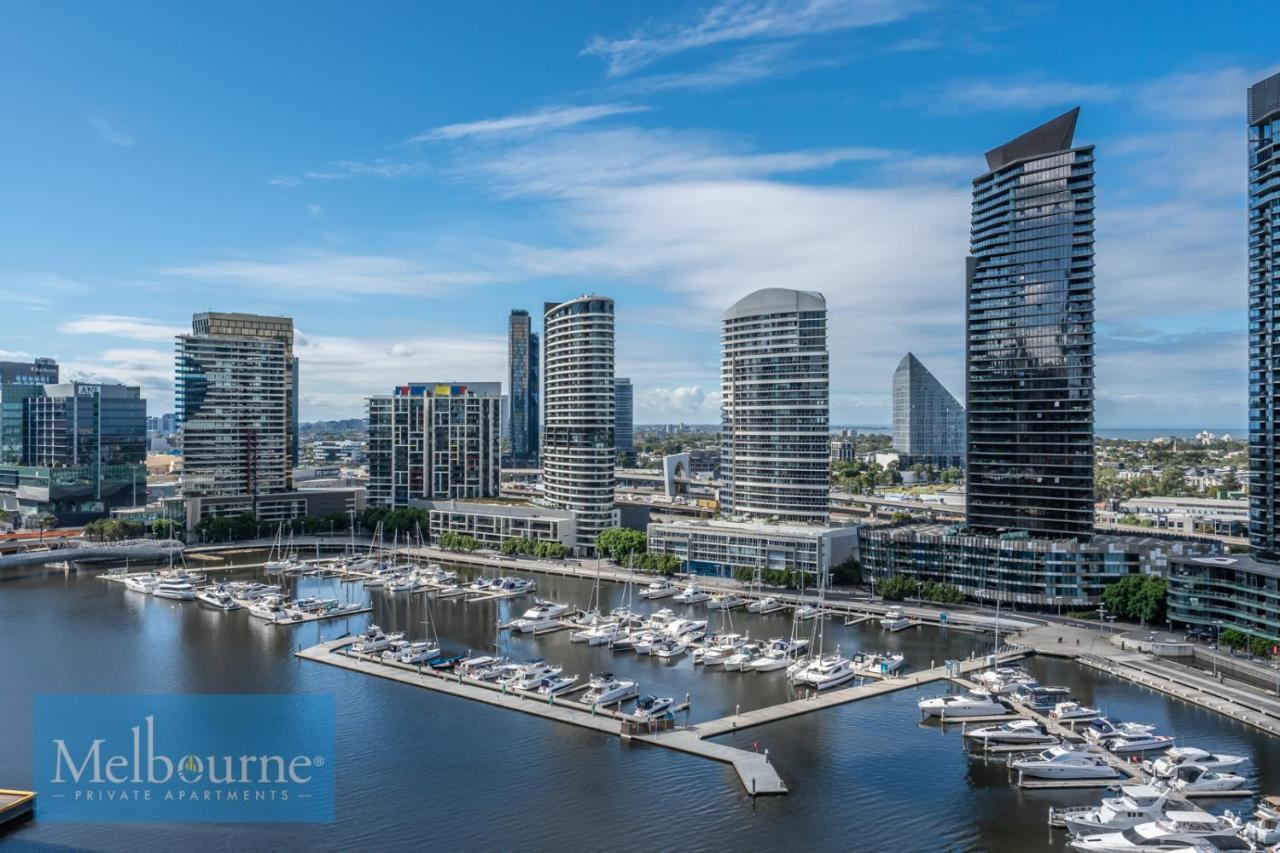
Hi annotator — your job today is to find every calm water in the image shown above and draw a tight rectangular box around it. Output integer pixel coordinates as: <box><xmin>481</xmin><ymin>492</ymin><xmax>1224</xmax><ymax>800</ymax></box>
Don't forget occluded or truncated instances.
<box><xmin>3</xmin><ymin>555</ymin><xmax>1279</xmax><ymax>852</ymax></box>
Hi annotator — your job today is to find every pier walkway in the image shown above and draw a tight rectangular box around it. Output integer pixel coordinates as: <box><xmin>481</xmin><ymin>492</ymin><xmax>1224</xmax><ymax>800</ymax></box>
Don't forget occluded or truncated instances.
<box><xmin>695</xmin><ymin>650</ymin><xmax>1028</xmax><ymax>738</ymax></box>
<box><xmin>297</xmin><ymin>639</ymin><xmax>787</xmax><ymax>795</ymax></box>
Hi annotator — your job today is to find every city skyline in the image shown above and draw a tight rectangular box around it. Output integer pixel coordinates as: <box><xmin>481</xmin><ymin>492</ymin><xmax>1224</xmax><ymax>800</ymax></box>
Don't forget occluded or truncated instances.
<box><xmin>3</xmin><ymin>2</ymin><xmax>1272</xmax><ymax>428</ymax></box>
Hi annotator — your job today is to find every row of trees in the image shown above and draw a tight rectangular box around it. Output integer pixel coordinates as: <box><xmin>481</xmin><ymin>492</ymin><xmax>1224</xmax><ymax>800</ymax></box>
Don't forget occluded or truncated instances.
<box><xmin>83</xmin><ymin>518</ymin><xmax>145</xmax><ymax>541</ymax></box>
<box><xmin>731</xmin><ymin>566</ymin><xmax>804</xmax><ymax>588</ymax></box>
<box><xmin>357</xmin><ymin>507</ymin><xmax>428</xmax><ymax>538</ymax></box>
<box><xmin>437</xmin><ymin>531</ymin><xmax>481</xmax><ymax>552</ymax></box>
<box><xmin>194</xmin><ymin>511</ymin><xmax>356</xmax><ymax>542</ymax></box>
<box><xmin>499</xmin><ymin>536</ymin><xmax>570</xmax><ymax>560</ymax></box>
<box><xmin>1099</xmin><ymin>575</ymin><xmax>1169</xmax><ymax>625</ymax></box>
<box><xmin>876</xmin><ymin>575</ymin><xmax>964</xmax><ymax>604</ymax></box>
<box><xmin>595</xmin><ymin>528</ymin><xmax>647</xmax><ymax>563</ymax></box>
<box><xmin>1220</xmin><ymin>629</ymin><xmax>1277</xmax><ymax>657</ymax></box>
<box><xmin>831</xmin><ymin>459</ymin><xmax>902</xmax><ymax>494</ymax></box>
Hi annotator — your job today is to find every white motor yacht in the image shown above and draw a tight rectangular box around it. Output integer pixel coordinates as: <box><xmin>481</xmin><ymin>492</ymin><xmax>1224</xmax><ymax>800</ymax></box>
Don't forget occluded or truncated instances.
<box><xmin>1106</xmin><ymin>732</ymin><xmax>1175</xmax><ymax>754</ymax></box>
<box><xmin>153</xmin><ymin>580</ymin><xmax>196</xmax><ymax>601</ymax></box>
<box><xmin>794</xmin><ymin>603</ymin><xmax>821</xmax><ymax>621</ymax></box>
<box><xmin>792</xmin><ymin>652</ymin><xmax>857</xmax><ymax>690</ymax></box>
<box><xmin>1148</xmin><ymin>746</ymin><xmax>1248</xmax><ymax>778</ymax></box>
<box><xmin>123</xmin><ymin>574</ymin><xmax>160</xmax><ymax>594</ymax></box>
<box><xmin>498</xmin><ymin>577</ymin><xmax>536</xmax><ymax>595</ymax></box>
<box><xmin>512</xmin><ymin>662</ymin><xmax>563</xmax><ymax>692</ymax></box>
<box><xmin>537</xmin><ymin>674</ymin><xmax>579</xmax><ymax>696</ymax></box>
<box><xmin>1051</xmin><ymin>701</ymin><xmax>1101</xmax><ymax>721</ymax></box>
<box><xmin>917</xmin><ymin>688</ymin><xmax>1007</xmax><ymax>719</ymax></box>
<box><xmin>975</xmin><ymin>666</ymin><xmax>1035</xmax><ymax>696</ymax></box>
<box><xmin>1243</xmin><ymin>796</ymin><xmax>1280</xmax><ymax>846</ymax></box>
<box><xmin>195</xmin><ymin>586</ymin><xmax>241</xmax><ymax>610</ymax></box>
<box><xmin>457</xmin><ymin>655</ymin><xmax>503</xmax><ymax>678</ymax></box>
<box><xmin>226</xmin><ymin>581</ymin><xmax>280</xmax><ymax>600</ymax></box>
<box><xmin>510</xmin><ymin>603</ymin><xmax>568</xmax><ymax>633</ymax></box>
<box><xmin>653</xmin><ymin>639</ymin><xmax>688</xmax><ymax>660</ymax></box>
<box><xmin>1068</xmin><ymin>811</ymin><xmax>1243</xmax><ymax>852</ymax></box>
<box><xmin>854</xmin><ymin>651</ymin><xmax>906</xmax><ymax>676</ymax></box>
<box><xmin>1012</xmin><ymin>745</ymin><xmax>1122</xmax><ymax>780</ymax></box>
<box><xmin>722</xmin><ymin>644</ymin><xmax>762</xmax><ymax>672</ymax></box>
<box><xmin>641</xmin><ymin>608</ymin><xmax>677</xmax><ymax>631</ymax></box>
<box><xmin>1161</xmin><ymin>764</ymin><xmax>1248</xmax><ymax>795</ymax></box>
<box><xmin>747</xmin><ymin>596</ymin><xmax>786</xmax><ymax>614</ymax></box>
<box><xmin>963</xmin><ymin>719</ymin><xmax>1055</xmax><ymax>744</ymax></box>
<box><xmin>880</xmin><ymin>607</ymin><xmax>911</xmax><ymax>632</ymax></box>
<box><xmin>352</xmin><ymin>624</ymin><xmax>393</xmax><ymax>653</ymax></box>
<box><xmin>632</xmin><ymin>695</ymin><xmax>675</xmax><ymax>720</ymax></box>
<box><xmin>1052</xmin><ymin>786</ymin><xmax>1173</xmax><ymax>836</ymax></box>
<box><xmin>695</xmin><ymin>633</ymin><xmax>747</xmax><ymax>667</ymax></box>
<box><xmin>639</xmin><ymin>579</ymin><xmax>677</xmax><ymax>599</ymax></box>
<box><xmin>249</xmin><ymin>600</ymin><xmax>302</xmax><ymax>623</ymax></box>
<box><xmin>394</xmin><ymin>641</ymin><xmax>442</xmax><ymax>665</ymax></box>
<box><xmin>582</xmin><ymin>623</ymin><xmax>625</xmax><ymax>647</ymax></box>
<box><xmin>749</xmin><ymin>638</ymin><xmax>805</xmax><ymax>672</ymax></box>
<box><xmin>673</xmin><ymin>583</ymin><xmax>710</xmax><ymax>605</ymax></box>
<box><xmin>706</xmin><ymin>593</ymin><xmax>747</xmax><ymax>610</ymax></box>
<box><xmin>666</xmin><ymin>617</ymin><xmax>708</xmax><ymax>641</ymax></box>
<box><xmin>580</xmin><ymin>674</ymin><xmax>639</xmax><ymax>706</ymax></box>
<box><xmin>1083</xmin><ymin>718</ymin><xmax>1157</xmax><ymax>745</ymax></box>
<box><xmin>632</xmin><ymin>632</ymin><xmax>663</xmax><ymax>655</ymax></box>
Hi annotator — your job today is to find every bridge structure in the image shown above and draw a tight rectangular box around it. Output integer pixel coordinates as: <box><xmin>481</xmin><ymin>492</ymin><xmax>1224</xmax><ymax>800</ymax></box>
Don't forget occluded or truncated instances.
<box><xmin>0</xmin><ymin>538</ymin><xmax>184</xmax><ymax>570</ymax></box>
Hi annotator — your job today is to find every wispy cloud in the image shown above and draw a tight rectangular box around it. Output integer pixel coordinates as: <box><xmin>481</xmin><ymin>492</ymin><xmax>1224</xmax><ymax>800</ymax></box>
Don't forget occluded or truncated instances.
<box><xmin>618</xmin><ymin>42</ymin><xmax>821</xmax><ymax>94</ymax></box>
<box><xmin>583</xmin><ymin>0</ymin><xmax>923</xmax><ymax>77</ymax></box>
<box><xmin>88</xmin><ymin>117</ymin><xmax>135</xmax><ymax>147</ymax></box>
<box><xmin>930</xmin><ymin>76</ymin><xmax>1118</xmax><ymax>112</ymax></box>
<box><xmin>162</xmin><ymin>253</ymin><xmax>499</xmax><ymax>297</ymax></box>
<box><xmin>58</xmin><ymin>315</ymin><xmax>185</xmax><ymax>342</ymax></box>
<box><xmin>411</xmin><ymin>103</ymin><xmax>651</xmax><ymax>142</ymax></box>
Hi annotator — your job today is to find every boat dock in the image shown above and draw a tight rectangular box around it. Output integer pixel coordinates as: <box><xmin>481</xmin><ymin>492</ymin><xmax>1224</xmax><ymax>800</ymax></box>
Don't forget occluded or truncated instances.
<box><xmin>255</xmin><ymin>604</ymin><xmax>373</xmax><ymax>625</ymax></box>
<box><xmin>297</xmin><ymin>638</ymin><xmax>787</xmax><ymax>795</ymax></box>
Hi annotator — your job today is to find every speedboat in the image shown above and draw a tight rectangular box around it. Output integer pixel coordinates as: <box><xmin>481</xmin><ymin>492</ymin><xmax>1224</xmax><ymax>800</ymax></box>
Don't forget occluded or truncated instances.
<box><xmin>1052</xmin><ymin>701</ymin><xmax>1101</xmax><ymax>721</ymax></box>
<box><xmin>580</xmin><ymin>674</ymin><xmax>639</xmax><ymax>706</ymax></box>
<box><xmin>791</xmin><ymin>652</ymin><xmax>856</xmax><ymax>690</ymax></box>
<box><xmin>666</xmin><ymin>618</ymin><xmax>708</xmax><ymax>641</ymax></box>
<box><xmin>723</xmin><ymin>644</ymin><xmax>762</xmax><ymax>672</ymax></box>
<box><xmin>123</xmin><ymin>574</ymin><xmax>160</xmax><ymax>594</ymax></box>
<box><xmin>581</xmin><ymin>623</ymin><xmax>625</xmax><ymax>647</ymax></box>
<box><xmin>632</xmin><ymin>695</ymin><xmax>675</xmax><ymax>720</ymax></box>
<box><xmin>1148</xmin><ymin>746</ymin><xmax>1248</xmax><ymax>778</ymax></box>
<box><xmin>352</xmin><ymin>624</ymin><xmax>394</xmax><ymax>653</ymax></box>
<box><xmin>639</xmin><ymin>579</ymin><xmax>678</xmax><ymax>599</ymax></box>
<box><xmin>1083</xmin><ymin>718</ymin><xmax>1157</xmax><ymax>745</ymax></box>
<box><xmin>749</xmin><ymin>638</ymin><xmax>806</xmax><ymax>672</ymax></box>
<box><xmin>747</xmin><ymin>596</ymin><xmax>786</xmax><ymax>614</ymax></box>
<box><xmin>1159</xmin><ymin>764</ymin><xmax>1248</xmax><ymax>795</ymax></box>
<box><xmin>653</xmin><ymin>639</ymin><xmax>687</xmax><ymax>660</ymax></box>
<box><xmin>195</xmin><ymin>586</ymin><xmax>241</xmax><ymax>610</ymax></box>
<box><xmin>537</xmin><ymin>674</ymin><xmax>579</xmax><ymax>696</ymax></box>
<box><xmin>468</xmin><ymin>577</ymin><xmax>498</xmax><ymax>592</ymax></box>
<box><xmin>427</xmin><ymin>654</ymin><xmax>464</xmax><ymax>671</ymax></box>
<box><xmin>1106</xmin><ymin>732</ymin><xmax>1175</xmax><ymax>754</ymax></box>
<box><xmin>632</xmin><ymin>632</ymin><xmax>663</xmax><ymax>655</ymax></box>
<box><xmin>393</xmin><ymin>641</ymin><xmax>442</xmax><ymax>665</ymax></box>
<box><xmin>1068</xmin><ymin>811</ymin><xmax>1243</xmax><ymax>852</ymax></box>
<box><xmin>673</xmin><ymin>583</ymin><xmax>710</xmax><ymax>605</ymax></box>
<box><xmin>706</xmin><ymin>593</ymin><xmax>746</xmax><ymax>610</ymax></box>
<box><xmin>880</xmin><ymin>607</ymin><xmax>911</xmax><ymax>631</ymax></box>
<box><xmin>1052</xmin><ymin>786</ymin><xmax>1173</xmax><ymax>836</ymax></box>
<box><xmin>1243</xmin><ymin>796</ymin><xmax>1280</xmax><ymax>846</ymax></box>
<box><xmin>153</xmin><ymin>580</ymin><xmax>196</xmax><ymax>600</ymax></box>
<box><xmin>512</xmin><ymin>662</ymin><xmax>563</xmax><ymax>691</ymax></box>
<box><xmin>695</xmin><ymin>633</ymin><xmax>747</xmax><ymax>667</ymax></box>
<box><xmin>795</xmin><ymin>603</ymin><xmax>821</xmax><ymax>621</ymax></box>
<box><xmin>918</xmin><ymin>688</ymin><xmax>1007</xmax><ymax>719</ymax></box>
<box><xmin>963</xmin><ymin>719</ymin><xmax>1055</xmax><ymax>744</ymax></box>
<box><xmin>1012</xmin><ymin>745</ymin><xmax>1122</xmax><ymax>780</ymax></box>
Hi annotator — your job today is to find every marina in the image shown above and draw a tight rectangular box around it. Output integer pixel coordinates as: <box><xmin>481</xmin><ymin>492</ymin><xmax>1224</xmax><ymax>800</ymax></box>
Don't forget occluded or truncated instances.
<box><xmin>6</xmin><ymin>554</ymin><xmax>1280</xmax><ymax>851</ymax></box>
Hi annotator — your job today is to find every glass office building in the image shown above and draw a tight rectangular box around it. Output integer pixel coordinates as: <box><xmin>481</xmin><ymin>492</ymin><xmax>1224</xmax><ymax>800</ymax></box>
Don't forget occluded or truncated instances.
<box><xmin>966</xmin><ymin>108</ymin><xmax>1095</xmax><ymax>540</ymax></box>
<box><xmin>892</xmin><ymin>352</ymin><xmax>965</xmax><ymax>470</ymax></box>
<box><xmin>615</xmin><ymin>377</ymin><xmax>634</xmax><ymax>465</ymax></box>
<box><xmin>1249</xmin><ymin>72</ymin><xmax>1280</xmax><ymax>562</ymax></box>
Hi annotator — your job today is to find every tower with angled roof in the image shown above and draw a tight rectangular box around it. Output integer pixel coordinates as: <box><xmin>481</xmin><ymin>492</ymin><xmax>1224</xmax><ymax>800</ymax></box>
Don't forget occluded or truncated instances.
<box><xmin>892</xmin><ymin>353</ymin><xmax>965</xmax><ymax>470</ymax></box>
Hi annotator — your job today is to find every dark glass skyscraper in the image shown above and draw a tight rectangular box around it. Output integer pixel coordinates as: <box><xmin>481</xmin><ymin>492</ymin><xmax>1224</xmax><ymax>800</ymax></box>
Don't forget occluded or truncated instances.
<box><xmin>507</xmin><ymin>310</ymin><xmax>540</xmax><ymax>466</ymax></box>
<box><xmin>965</xmin><ymin>108</ymin><xmax>1095</xmax><ymax>540</ymax></box>
<box><xmin>892</xmin><ymin>353</ymin><xmax>965</xmax><ymax>470</ymax></box>
<box><xmin>1249</xmin><ymin>72</ymin><xmax>1280</xmax><ymax>561</ymax></box>
<box><xmin>615</xmin><ymin>377</ymin><xmax>634</xmax><ymax>465</ymax></box>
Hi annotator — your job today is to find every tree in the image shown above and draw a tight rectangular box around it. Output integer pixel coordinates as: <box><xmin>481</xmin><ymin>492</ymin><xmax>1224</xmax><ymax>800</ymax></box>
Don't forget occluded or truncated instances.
<box><xmin>595</xmin><ymin>528</ymin><xmax>647</xmax><ymax>563</ymax></box>
<box><xmin>1100</xmin><ymin>575</ymin><xmax>1169</xmax><ymax>626</ymax></box>
<box><xmin>151</xmin><ymin>518</ymin><xmax>181</xmax><ymax>540</ymax></box>
<box><xmin>35</xmin><ymin>512</ymin><xmax>58</xmax><ymax>542</ymax></box>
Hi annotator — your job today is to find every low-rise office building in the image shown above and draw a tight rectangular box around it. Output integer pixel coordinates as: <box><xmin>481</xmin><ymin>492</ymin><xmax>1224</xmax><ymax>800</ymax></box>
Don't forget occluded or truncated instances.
<box><xmin>860</xmin><ymin>524</ymin><xmax>1222</xmax><ymax>607</ymax></box>
<box><xmin>183</xmin><ymin>487</ymin><xmax>364</xmax><ymax>531</ymax></box>
<box><xmin>414</xmin><ymin>499</ymin><xmax>576</xmax><ymax>550</ymax></box>
<box><xmin>646</xmin><ymin>518</ymin><xmax>859</xmax><ymax>584</ymax></box>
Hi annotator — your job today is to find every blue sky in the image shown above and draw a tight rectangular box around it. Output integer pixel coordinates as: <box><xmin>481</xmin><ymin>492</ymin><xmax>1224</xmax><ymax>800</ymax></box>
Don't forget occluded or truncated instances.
<box><xmin>2</xmin><ymin>1</ymin><xmax>1271</xmax><ymax>427</ymax></box>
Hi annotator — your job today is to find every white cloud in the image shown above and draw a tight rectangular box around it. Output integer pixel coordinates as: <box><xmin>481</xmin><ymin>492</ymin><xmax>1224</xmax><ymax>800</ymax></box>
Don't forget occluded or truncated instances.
<box><xmin>88</xmin><ymin>117</ymin><xmax>135</xmax><ymax>147</ymax></box>
<box><xmin>1136</xmin><ymin>65</ymin><xmax>1279</xmax><ymax>123</ymax></box>
<box><xmin>63</xmin><ymin>348</ymin><xmax>175</xmax><ymax>410</ymax></box>
<box><xmin>619</xmin><ymin>42</ymin><xmax>807</xmax><ymax>93</ymax></box>
<box><xmin>412</xmin><ymin>103</ymin><xmax>651</xmax><ymax>142</ymax></box>
<box><xmin>58</xmin><ymin>315</ymin><xmax>186</xmax><ymax>342</ymax></box>
<box><xmin>637</xmin><ymin>385</ymin><xmax>722</xmax><ymax>421</ymax></box>
<box><xmin>306</xmin><ymin>204</ymin><xmax>326</xmax><ymax>220</ymax></box>
<box><xmin>932</xmin><ymin>77</ymin><xmax>1118</xmax><ymax>111</ymax></box>
<box><xmin>584</xmin><ymin>0</ymin><xmax>923</xmax><ymax>77</ymax></box>
<box><xmin>162</xmin><ymin>253</ymin><xmax>499</xmax><ymax>297</ymax></box>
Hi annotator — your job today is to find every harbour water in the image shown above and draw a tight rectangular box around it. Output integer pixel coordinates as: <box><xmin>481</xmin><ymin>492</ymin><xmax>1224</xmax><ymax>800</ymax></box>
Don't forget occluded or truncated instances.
<box><xmin>4</xmin><ymin>554</ymin><xmax>1280</xmax><ymax>852</ymax></box>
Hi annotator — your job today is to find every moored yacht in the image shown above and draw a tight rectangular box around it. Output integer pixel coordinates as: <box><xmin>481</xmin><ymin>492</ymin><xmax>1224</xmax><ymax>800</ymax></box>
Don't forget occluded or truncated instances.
<box><xmin>791</xmin><ymin>651</ymin><xmax>856</xmax><ymax>690</ymax></box>
<box><xmin>652</xmin><ymin>639</ymin><xmax>687</xmax><ymax>660</ymax></box>
<box><xmin>1051</xmin><ymin>701</ymin><xmax>1100</xmax><ymax>721</ymax></box>
<box><xmin>917</xmin><ymin>688</ymin><xmax>1007</xmax><ymax>719</ymax></box>
<box><xmin>880</xmin><ymin>607</ymin><xmax>911</xmax><ymax>632</ymax></box>
<box><xmin>722</xmin><ymin>644</ymin><xmax>762</xmax><ymax>672</ymax></box>
<box><xmin>153</xmin><ymin>580</ymin><xmax>196</xmax><ymax>601</ymax></box>
<box><xmin>632</xmin><ymin>695</ymin><xmax>675</xmax><ymax>720</ymax></box>
<box><xmin>512</xmin><ymin>662</ymin><xmax>563</xmax><ymax>691</ymax></box>
<box><xmin>639</xmin><ymin>579</ymin><xmax>677</xmax><ymax>599</ymax></box>
<box><xmin>749</xmin><ymin>637</ymin><xmax>807</xmax><ymax>672</ymax></box>
<box><xmin>1013</xmin><ymin>745</ymin><xmax>1122</xmax><ymax>780</ymax></box>
<box><xmin>673</xmin><ymin>583</ymin><xmax>710</xmax><ymax>605</ymax></box>
<box><xmin>694</xmin><ymin>633</ymin><xmax>747</xmax><ymax>667</ymax></box>
<box><xmin>1148</xmin><ymin>746</ymin><xmax>1248</xmax><ymax>778</ymax></box>
<box><xmin>510</xmin><ymin>602</ymin><xmax>569</xmax><ymax>633</ymax></box>
<box><xmin>123</xmin><ymin>574</ymin><xmax>160</xmax><ymax>594</ymax></box>
<box><xmin>1051</xmin><ymin>786</ymin><xmax>1173</xmax><ymax>836</ymax></box>
<box><xmin>580</xmin><ymin>673</ymin><xmax>639</xmax><ymax>706</ymax></box>
<box><xmin>537</xmin><ymin>673</ymin><xmax>579</xmax><ymax>695</ymax></box>
<box><xmin>1068</xmin><ymin>811</ymin><xmax>1244</xmax><ymax>852</ymax></box>
<box><xmin>1159</xmin><ymin>764</ymin><xmax>1248</xmax><ymax>795</ymax></box>
<box><xmin>853</xmin><ymin>651</ymin><xmax>906</xmax><ymax>676</ymax></box>
<box><xmin>794</xmin><ymin>603</ymin><xmax>821</xmax><ymax>621</ymax></box>
<box><xmin>706</xmin><ymin>593</ymin><xmax>747</xmax><ymax>610</ymax></box>
<box><xmin>394</xmin><ymin>641</ymin><xmax>442</xmax><ymax>665</ymax></box>
<box><xmin>195</xmin><ymin>586</ymin><xmax>241</xmax><ymax>610</ymax></box>
<box><xmin>1105</xmin><ymin>732</ymin><xmax>1175</xmax><ymax>754</ymax></box>
<box><xmin>963</xmin><ymin>719</ymin><xmax>1055</xmax><ymax>744</ymax></box>
<box><xmin>1243</xmin><ymin>796</ymin><xmax>1280</xmax><ymax>846</ymax></box>
<box><xmin>249</xmin><ymin>599</ymin><xmax>302</xmax><ymax>623</ymax></box>
<box><xmin>352</xmin><ymin>624</ymin><xmax>394</xmax><ymax>653</ymax></box>
<box><xmin>1083</xmin><ymin>718</ymin><xmax>1157</xmax><ymax>746</ymax></box>
<box><xmin>498</xmin><ymin>577</ymin><xmax>536</xmax><ymax>595</ymax></box>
